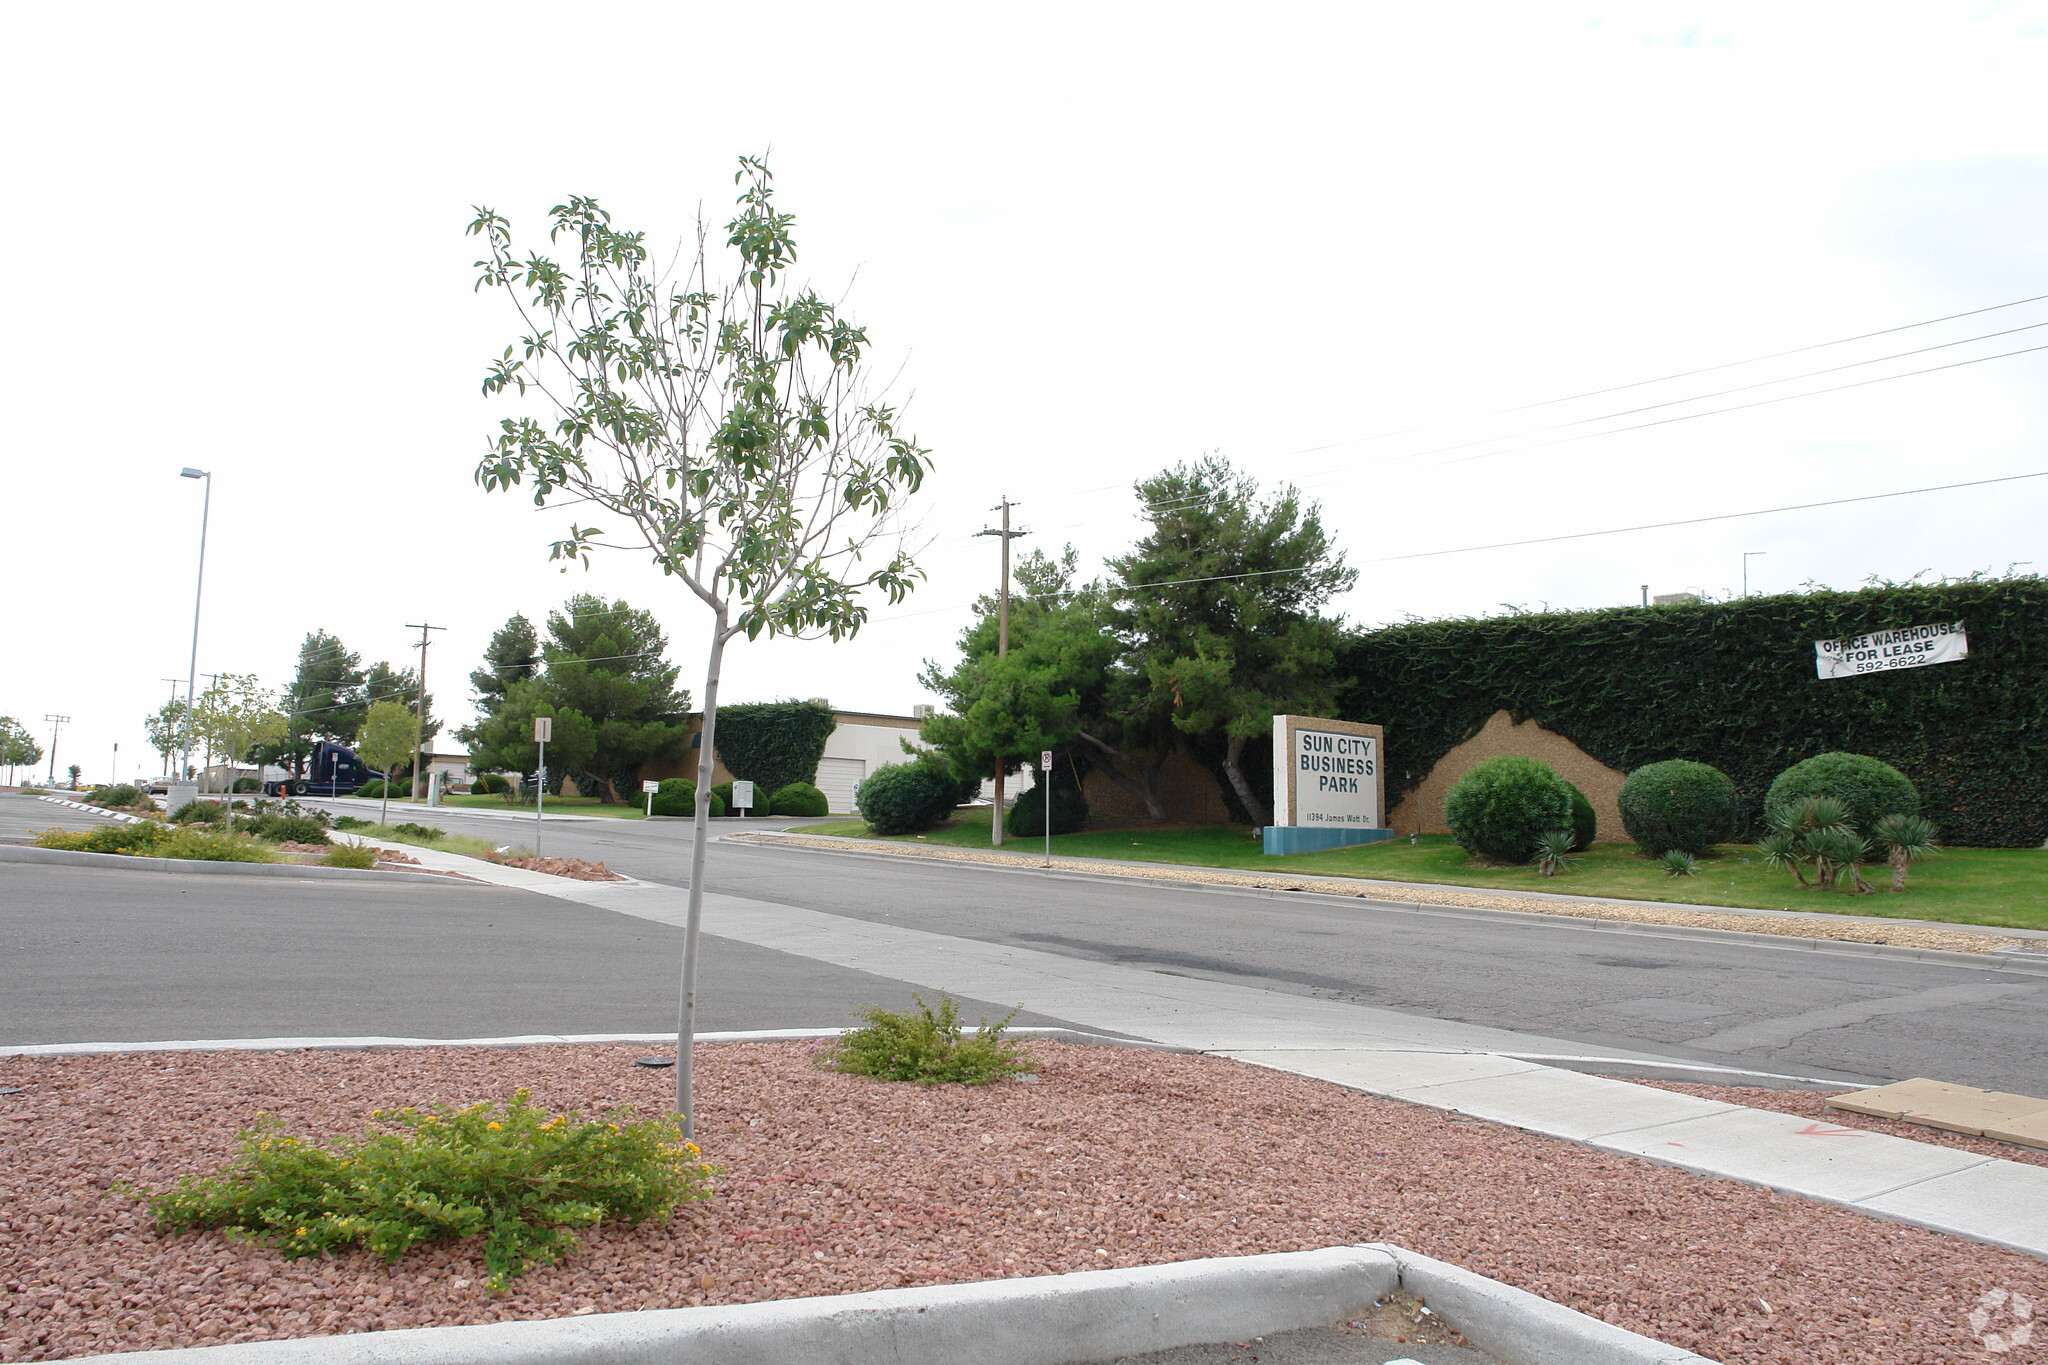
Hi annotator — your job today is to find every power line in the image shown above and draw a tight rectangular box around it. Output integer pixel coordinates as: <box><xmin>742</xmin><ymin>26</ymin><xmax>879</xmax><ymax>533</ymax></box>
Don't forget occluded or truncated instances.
<box><xmin>1364</xmin><ymin>469</ymin><xmax>2048</xmax><ymax>564</ymax></box>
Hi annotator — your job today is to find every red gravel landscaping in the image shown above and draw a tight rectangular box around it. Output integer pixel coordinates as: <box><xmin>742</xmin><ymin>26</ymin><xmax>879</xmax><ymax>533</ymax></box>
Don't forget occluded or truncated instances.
<box><xmin>3</xmin><ymin>1043</ymin><xmax>2043</xmax><ymax>1364</ymax></box>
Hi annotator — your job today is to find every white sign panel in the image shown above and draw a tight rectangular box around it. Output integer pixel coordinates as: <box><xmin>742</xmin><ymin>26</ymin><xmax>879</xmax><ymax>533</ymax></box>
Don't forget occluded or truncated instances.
<box><xmin>532</xmin><ymin>715</ymin><xmax>553</xmax><ymax>743</ymax></box>
<box><xmin>642</xmin><ymin>779</ymin><xmax>660</xmax><ymax>793</ymax></box>
<box><xmin>732</xmin><ymin>780</ymin><xmax>755</xmax><ymax>809</ymax></box>
<box><xmin>1271</xmin><ymin>715</ymin><xmax>1384</xmax><ymax>829</ymax></box>
<box><xmin>1815</xmin><ymin>621</ymin><xmax>1968</xmax><ymax>679</ymax></box>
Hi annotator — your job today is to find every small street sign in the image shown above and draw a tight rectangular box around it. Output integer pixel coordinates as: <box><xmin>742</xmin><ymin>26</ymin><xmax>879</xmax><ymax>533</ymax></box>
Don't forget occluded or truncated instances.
<box><xmin>1041</xmin><ymin>750</ymin><xmax>1053</xmax><ymax>769</ymax></box>
<box><xmin>532</xmin><ymin>716</ymin><xmax>553</xmax><ymax>743</ymax></box>
<box><xmin>642</xmin><ymin>779</ymin><xmax>660</xmax><ymax>793</ymax></box>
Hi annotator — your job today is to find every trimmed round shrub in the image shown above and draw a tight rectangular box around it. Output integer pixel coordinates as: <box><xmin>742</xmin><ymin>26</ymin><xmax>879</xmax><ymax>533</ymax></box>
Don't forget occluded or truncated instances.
<box><xmin>472</xmin><ymin>773</ymin><xmax>512</xmax><ymax>796</ymax></box>
<box><xmin>88</xmin><ymin>784</ymin><xmax>145</xmax><ymax>809</ymax></box>
<box><xmin>231</xmin><ymin>777</ymin><xmax>261</xmax><ymax>793</ymax></box>
<box><xmin>1442</xmin><ymin>756</ymin><xmax>1575</xmax><ymax>863</ymax></box>
<box><xmin>1617</xmin><ymin>760</ymin><xmax>1739</xmax><ymax>857</ymax></box>
<box><xmin>770</xmin><ymin>782</ymin><xmax>830</xmax><ymax>818</ymax></box>
<box><xmin>1764</xmin><ymin>752</ymin><xmax>1919</xmax><ymax>838</ymax></box>
<box><xmin>856</xmin><ymin>760</ymin><xmax>960</xmax><ymax>836</ymax></box>
<box><xmin>254</xmin><ymin>813</ymin><xmax>330</xmax><ymax>845</ymax></box>
<box><xmin>353</xmin><ymin>780</ymin><xmax>391</xmax><ymax>800</ymax></box>
<box><xmin>1564</xmin><ymin>782</ymin><xmax>1597</xmax><ymax>852</ymax></box>
<box><xmin>649</xmin><ymin>778</ymin><xmax>723</xmax><ymax>818</ymax></box>
<box><xmin>1006</xmin><ymin>774</ymin><xmax>1088</xmax><ymax>838</ymax></box>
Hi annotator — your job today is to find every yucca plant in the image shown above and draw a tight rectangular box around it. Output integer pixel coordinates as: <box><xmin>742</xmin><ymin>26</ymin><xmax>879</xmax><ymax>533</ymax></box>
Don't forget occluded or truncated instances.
<box><xmin>1807</xmin><ymin>826</ymin><xmax>1877</xmax><ymax>894</ymax></box>
<box><xmin>1871</xmin><ymin>813</ymin><xmax>1940</xmax><ymax>893</ymax></box>
<box><xmin>1533</xmin><ymin>828</ymin><xmax>1576</xmax><ymax>877</ymax></box>
<box><xmin>1659</xmin><ymin>849</ymin><xmax>1699</xmax><ymax>877</ymax></box>
<box><xmin>1762</xmin><ymin>796</ymin><xmax>1854</xmax><ymax>888</ymax></box>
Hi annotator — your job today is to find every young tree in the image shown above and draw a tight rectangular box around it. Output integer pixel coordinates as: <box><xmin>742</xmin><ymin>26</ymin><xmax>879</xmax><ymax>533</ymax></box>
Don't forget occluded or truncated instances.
<box><xmin>356</xmin><ymin>700</ymin><xmax>419</xmax><ymax>826</ymax></box>
<box><xmin>1109</xmin><ymin>456</ymin><xmax>1356</xmax><ymax>826</ymax></box>
<box><xmin>190</xmin><ymin>674</ymin><xmax>291</xmax><ymax>792</ymax></box>
<box><xmin>0</xmin><ymin>717</ymin><xmax>44</xmax><ymax>786</ymax></box>
<box><xmin>468</xmin><ymin>613</ymin><xmax>542</xmax><ymax>720</ymax></box>
<box><xmin>470</xmin><ymin>157</ymin><xmax>932</xmax><ymax>1134</ymax></box>
<box><xmin>143</xmin><ymin>700</ymin><xmax>187</xmax><ymax>779</ymax></box>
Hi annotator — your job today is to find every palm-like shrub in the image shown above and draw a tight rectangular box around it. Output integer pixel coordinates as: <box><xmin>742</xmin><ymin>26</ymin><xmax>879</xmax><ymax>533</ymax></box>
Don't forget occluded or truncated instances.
<box><xmin>1441</xmin><ymin>756</ymin><xmax>1575</xmax><ymax>863</ymax></box>
<box><xmin>1872</xmin><ymin>813</ymin><xmax>1940</xmax><ymax>893</ymax></box>
<box><xmin>1764</xmin><ymin>752</ymin><xmax>1918</xmax><ymax>838</ymax></box>
<box><xmin>1659</xmin><ymin>849</ymin><xmax>1700</xmax><ymax>877</ymax></box>
<box><xmin>1533</xmin><ymin>828</ymin><xmax>1577</xmax><ymax>876</ymax></box>
<box><xmin>1617</xmin><ymin>760</ymin><xmax>1738</xmax><ymax>857</ymax></box>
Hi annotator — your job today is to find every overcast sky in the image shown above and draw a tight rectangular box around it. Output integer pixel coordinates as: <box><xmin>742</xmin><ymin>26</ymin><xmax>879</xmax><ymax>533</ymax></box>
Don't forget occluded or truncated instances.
<box><xmin>5</xmin><ymin>2</ymin><xmax>2046</xmax><ymax>784</ymax></box>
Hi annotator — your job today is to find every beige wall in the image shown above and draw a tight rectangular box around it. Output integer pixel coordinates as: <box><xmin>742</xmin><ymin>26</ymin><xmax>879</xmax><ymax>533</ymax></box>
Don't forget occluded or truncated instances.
<box><xmin>1386</xmin><ymin>709</ymin><xmax>1627</xmax><ymax>841</ymax></box>
<box><xmin>1081</xmin><ymin>743</ymin><xmax>1233</xmax><ymax>825</ymax></box>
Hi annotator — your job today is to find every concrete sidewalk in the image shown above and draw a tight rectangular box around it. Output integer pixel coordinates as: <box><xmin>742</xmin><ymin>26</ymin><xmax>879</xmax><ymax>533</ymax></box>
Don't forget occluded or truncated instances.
<box><xmin>325</xmin><ymin>833</ymin><xmax>2048</xmax><ymax>1261</ymax></box>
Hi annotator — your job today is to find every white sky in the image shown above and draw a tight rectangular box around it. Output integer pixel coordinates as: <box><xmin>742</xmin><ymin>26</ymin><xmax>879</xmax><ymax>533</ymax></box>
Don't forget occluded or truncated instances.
<box><xmin>5</xmin><ymin>1</ymin><xmax>2047</xmax><ymax>784</ymax></box>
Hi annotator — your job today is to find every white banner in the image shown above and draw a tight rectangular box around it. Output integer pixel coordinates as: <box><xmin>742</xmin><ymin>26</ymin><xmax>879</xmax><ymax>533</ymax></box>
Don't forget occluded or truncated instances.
<box><xmin>1815</xmin><ymin>621</ymin><xmax>1968</xmax><ymax>679</ymax></box>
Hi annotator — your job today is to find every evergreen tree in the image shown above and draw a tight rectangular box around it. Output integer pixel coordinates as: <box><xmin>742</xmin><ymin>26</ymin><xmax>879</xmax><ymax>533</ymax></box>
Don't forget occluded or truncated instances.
<box><xmin>275</xmin><ymin>631</ymin><xmax>366</xmax><ymax>770</ymax></box>
<box><xmin>469</xmin><ymin>613</ymin><xmax>541</xmax><ymax>718</ymax></box>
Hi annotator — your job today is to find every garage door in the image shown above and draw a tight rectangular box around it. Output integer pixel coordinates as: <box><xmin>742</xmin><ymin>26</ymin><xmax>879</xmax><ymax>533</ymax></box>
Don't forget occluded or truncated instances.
<box><xmin>815</xmin><ymin>757</ymin><xmax>866</xmax><ymax>814</ymax></box>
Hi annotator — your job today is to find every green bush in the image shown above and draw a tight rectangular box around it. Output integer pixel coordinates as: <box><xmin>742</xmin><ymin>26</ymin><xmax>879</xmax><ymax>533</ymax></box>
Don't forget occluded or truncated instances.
<box><xmin>333</xmin><ymin>815</ymin><xmax>372</xmax><ymax>831</ymax></box>
<box><xmin>169</xmin><ymin>799</ymin><xmax>227</xmax><ymax>825</ymax></box>
<box><xmin>816</xmin><ymin>995</ymin><xmax>1032</xmax><ymax>1085</ymax></box>
<box><xmin>87</xmin><ymin>784</ymin><xmax>145</xmax><ymax>809</ymax></box>
<box><xmin>35</xmin><ymin>822</ymin><xmax>175</xmax><ymax>855</ymax></box>
<box><xmin>711</xmin><ymin>700</ymin><xmax>836</xmax><ymax>796</ymax></box>
<box><xmin>319</xmin><ymin>844</ymin><xmax>379</xmax><ymax>869</ymax></box>
<box><xmin>770</xmin><ymin>782</ymin><xmax>829</xmax><ymax>818</ymax></box>
<box><xmin>232</xmin><ymin>777</ymin><xmax>261</xmax><ymax>793</ymax></box>
<box><xmin>354</xmin><ymin>780</ymin><xmax>402</xmax><ymax>800</ymax></box>
<box><xmin>1764</xmin><ymin>752</ymin><xmax>1920</xmax><ymax>838</ymax></box>
<box><xmin>254</xmin><ymin>814</ymin><xmax>330</xmax><ymax>845</ymax></box>
<box><xmin>391</xmin><ymin>822</ymin><xmax>446</xmax><ymax>842</ymax></box>
<box><xmin>1006</xmin><ymin>772</ymin><xmax>1088</xmax><ymax>838</ymax></box>
<box><xmin>1617</xmin><ymin>760</ymin><xmax>1739</xmax><ymax>857</ymax></box>
<box><xmin>649</xmin><ymin>779</ymin><xmax>723</xmax><ymax>818</ymax></box>
<box><xmin>472</xmin><ymin>773</ymin><xmax>512</xmax><ymax>795</ymax></box>
<box><xmin>155</xmin><ymin>827</ymin><xmax>278</xmax><ymax>862</ymax></box>
<box><xmin>135</xmin><ymin>1091</ymin><xmax>716</xmax><ymax>1292</ymax></box>
<box><xmin>1441</xmin><ymin>756</ymin><xmax>1575</xmax><ymax>863</ymax></box>
<box><xmin>1564</xmin><ymin>782</ymin><xmax>1597</xmax><ymax>852</ymax></box>
<box><xmin>855</xmin><ymin>759</ymin><xmax>961</xmax><ymax>836</ymax></box>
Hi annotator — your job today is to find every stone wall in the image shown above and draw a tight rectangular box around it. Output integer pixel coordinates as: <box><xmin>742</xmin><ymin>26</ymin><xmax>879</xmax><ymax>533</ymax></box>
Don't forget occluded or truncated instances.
<box><xmin>1385</xmin><ymin>709</ymin><xmax>1627</xmax><ymax>841</ymax></box>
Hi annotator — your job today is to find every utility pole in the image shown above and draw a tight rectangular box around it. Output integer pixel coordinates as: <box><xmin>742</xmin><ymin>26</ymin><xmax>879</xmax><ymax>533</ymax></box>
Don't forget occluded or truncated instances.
<box><xmin>974</xmin><ymin>498</ymin><xmax>1028</xmax><ymax>847</ymax></box>
<box><xmin>406</xmin><ymin>623</ymin><xmax>444</xmax><ymax>801</ymax></box>
<box><xmin>1742</xmin><ymin>551</ymin><xmax>1767</xmax><ymax>598</ymax></box>
<box><xmin>43</xmin><ymin>715</ymin><xmax>68</xmax><ymax>786</ymax></box>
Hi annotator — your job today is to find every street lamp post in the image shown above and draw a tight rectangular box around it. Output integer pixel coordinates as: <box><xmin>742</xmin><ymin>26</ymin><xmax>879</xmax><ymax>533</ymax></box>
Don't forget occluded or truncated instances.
<box><xmin>178</xmin><ymin>468</ymin><xmax>212</xmax><ymax>781</ymax></box>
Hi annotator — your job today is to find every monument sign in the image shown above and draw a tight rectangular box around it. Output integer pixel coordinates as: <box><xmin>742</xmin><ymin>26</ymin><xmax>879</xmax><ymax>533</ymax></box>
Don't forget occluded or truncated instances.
<box><xmin>1265</xmin><ymin>715</ymin><xmax>1392</xmax><ymax>855</ymax></box>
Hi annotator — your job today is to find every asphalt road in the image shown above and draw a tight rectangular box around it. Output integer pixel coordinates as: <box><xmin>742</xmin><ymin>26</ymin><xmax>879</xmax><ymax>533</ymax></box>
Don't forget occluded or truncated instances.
<box><xmin>5</xmin><ymin>793</ymin><xmax>2045</xmax><ymax>1093</ymax></box>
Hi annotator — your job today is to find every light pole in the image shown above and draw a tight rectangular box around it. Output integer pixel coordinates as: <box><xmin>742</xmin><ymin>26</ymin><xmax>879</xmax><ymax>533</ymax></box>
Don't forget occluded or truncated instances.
<box><xmin>1742</xmin><ymin>551</ymin><xmax>1767</xmax><ymax>598</ymax></box>
<box><xmin>178</xmin><ymin>468</ymin><xmax>212</xmax><ymax>781</ymax></box>
<box><xmin>43</xmin><ymin>715</ymin><xmax>68</xmax><ymax>786</ymax></box>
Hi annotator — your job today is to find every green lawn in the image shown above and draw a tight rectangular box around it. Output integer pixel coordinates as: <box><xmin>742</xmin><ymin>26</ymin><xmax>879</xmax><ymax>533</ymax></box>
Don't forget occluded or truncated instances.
<box><xmin>791</xmin><ymin>808</ymin><xmax>2048</xmax><ymax>932</ymax></box>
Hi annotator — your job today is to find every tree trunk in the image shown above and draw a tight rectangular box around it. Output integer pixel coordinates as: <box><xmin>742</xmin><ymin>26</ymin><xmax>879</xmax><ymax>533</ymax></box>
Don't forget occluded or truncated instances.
<box><xmin>599</xmin><ymin>775</ymin><xmax>623</xmax><ymax>805</ymax></box>
<box><xmin>1076</xmin><ymin>730</ymin><xmax>1167</xmax><ymax>821</ymax></box>
<box><xmin>1889</xmin><ymin>848</ymin><xmax>1909</xmax><ymax>892</ymax></box>
<box><xmin>1222</xmin><ymin>733</ymin><xmax>1270</xmax><ymax>828</ymax></box>
<box><xmin>676</xmin><ymin>615</ymin><xmax>730</xmax><ymax>1139</ymax></box>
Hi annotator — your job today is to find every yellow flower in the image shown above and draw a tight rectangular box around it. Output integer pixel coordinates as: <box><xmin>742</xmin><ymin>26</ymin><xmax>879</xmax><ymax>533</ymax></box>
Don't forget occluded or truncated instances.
<box><xmin>487</xmin><ymin>1121</ymin><xmax>502</xmax><ymax>1131</ymax></box>
<box><xmin>684</xmin><ymin>1142</ymin><xmax>700</xmax><ymax>1156</ymax></box>
<box><xmin>294</xmin><ymin>1228</ymin><xmax>307</xmax><ymax>1237</ymax></box>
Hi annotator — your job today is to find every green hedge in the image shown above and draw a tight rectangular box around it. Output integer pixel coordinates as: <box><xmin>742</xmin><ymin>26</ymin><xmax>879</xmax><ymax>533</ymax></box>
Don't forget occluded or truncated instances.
<box><xmin>1338</xmin><ymin>577</ymin><xmax>2048</xmax><ymax>846</ymax></box>
<box><xmin>711</xmin><ymin>701</ymin><xmax>836</xmax><ymax>796</ymax></box>
<box><xmin>856</xmin><ymin>760</ymin><xmax>959</xmax><ymax>835</ymax></box>
<box><xmin>1442</xmin><ymin>756</ymin><xmax>1574</xmax><ymax>862</ymax></box>
<box><xmin>1618</xmin><ymin>760</ymin><xmax>1739</xmax><ymax>856</ymax></box>
<box><xmin>770</xmin><ymin>782</ymin><xmax>829</xmax><ymax>818</ymax></box>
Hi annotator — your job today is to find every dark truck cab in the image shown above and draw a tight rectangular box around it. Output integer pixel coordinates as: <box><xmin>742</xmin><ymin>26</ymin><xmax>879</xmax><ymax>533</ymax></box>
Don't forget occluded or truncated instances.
<box><xmin>267</xmin><ymin>740</ymin><xmax>386</xmax><ymax>797</ymax></box>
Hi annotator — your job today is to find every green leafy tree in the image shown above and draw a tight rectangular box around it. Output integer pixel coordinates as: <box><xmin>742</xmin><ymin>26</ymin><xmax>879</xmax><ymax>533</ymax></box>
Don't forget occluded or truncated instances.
<box><xmin>283</xmin><ymin>631</ymin><xmax>368</xmax><ymax>756</ymax></box>
<box><xmin>356</xmin><ymin>700</ymin><xmax>420</xmax><ymax>825</ymax></box>
<box><xmin>143</xmin><ymin>700</ymin><xmax>188</xmax><ymax>780</ymax></box>
<box><xmin>190</xmin><ymin>674</ymin><xmax>291</xmax><ymax>792</ymax></box>
<box><xmin>1109</xmin><ymin>456</ymin><xmax>1356</xmax><ymax>826</ymax></box>
<box><xmin>463</xmin><ymin>679</ymin><xmax>598</xmax><ymax>795</ymax></box>
<box><xmin>1</xmin><ymin>716</ymin><xmax>46</xmax><ymax>785</ymax></box>
<box><xmin>470</xmin><ymin>156</ymin><xmax>932</xmax><ymax>1134</ymax></box>
<box><xmin>922</xmin><ymin>548</ymin><xmax>1176</xmax><ymax>821</ymax></box>
<box><xmin>468</xmin><ymin>614</ymin><xmax>542</xmax><ymax>720</ymax></box>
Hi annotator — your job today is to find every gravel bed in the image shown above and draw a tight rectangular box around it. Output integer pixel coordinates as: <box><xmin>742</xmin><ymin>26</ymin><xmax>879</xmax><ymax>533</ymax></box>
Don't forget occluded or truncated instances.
<box><xmin>483</xmin><ymin>853</ymin><xmax>623</xmax><ymax>881</ymax></box>
<box><xmin>4</xmin><ymin>1044</ymin><xmax>2043</xmax><ymax>1364</ymax></box>
<box><xmin>745</xmin><ymin>834</ymin><xmax>2021</xmax><ymax>955</ymax></box>
<box><xmin>1614</xmin><ymin>1078</ymin><xmax>2048</xmax><ymax>1169</ymax></box>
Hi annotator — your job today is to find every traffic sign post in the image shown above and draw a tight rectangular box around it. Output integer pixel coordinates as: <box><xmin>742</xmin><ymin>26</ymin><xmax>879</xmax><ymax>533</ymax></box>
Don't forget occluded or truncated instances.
<box><xmin>1041</xmin><ymin>750</ymin><xmax>1053</xmax><ymax>866</ymax></box>
<box><xmin>533</xmin><ymin>715</ymin><xmax>553</xmax><ymax>856</ymax></box>
<box><xmin>643</xmin><ymin>777</ymin><xmax>659</xmax><ymax>818</ymax></box>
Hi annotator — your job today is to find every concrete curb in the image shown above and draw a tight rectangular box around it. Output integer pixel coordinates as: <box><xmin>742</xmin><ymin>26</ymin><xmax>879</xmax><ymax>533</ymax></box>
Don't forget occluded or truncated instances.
<box><xmin>734</xmin><ymin>833</ymin><xmax>2048</xmax><ymax>977</ymax></box>
<box><xmin>0</xmin><ymin>844</ymin><xmax>472</xmax><ymax>887</ymax></box>
<box><xmin>0</xmin><ymin>1027</ymin><xmax>1184</xmax><ymax>1061</ymax></box>
<box><xmin>35</xmin><ymin>794</ymin><xmax>147</xmax><ymax>825</ymax></box>
<box><xmin>71</xmin><ymin>1244</ymin><xmax>1718</xmax><ymax>1365</ymax></box>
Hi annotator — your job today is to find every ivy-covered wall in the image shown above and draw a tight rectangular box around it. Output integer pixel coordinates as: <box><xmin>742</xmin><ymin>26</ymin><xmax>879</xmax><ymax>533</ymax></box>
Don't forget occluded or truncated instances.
<box><xmin>1335</xmin><ymin>577</ymin><xmax>2048</xmax><ymax>847</ymax></box>
<box><xmin>711</xmin><ymin>700</ymin><xmax>837</xmax><ymax>794</ymax></box>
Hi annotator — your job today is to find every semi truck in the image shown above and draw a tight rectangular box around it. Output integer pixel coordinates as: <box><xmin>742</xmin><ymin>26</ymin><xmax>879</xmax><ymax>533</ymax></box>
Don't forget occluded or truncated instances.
<box><xmin>266</xmin><ymin>740</ymin><xmax>389</xmax><ymax>797</ymax></box>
